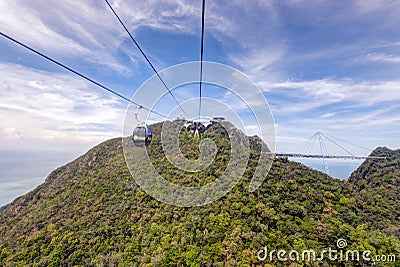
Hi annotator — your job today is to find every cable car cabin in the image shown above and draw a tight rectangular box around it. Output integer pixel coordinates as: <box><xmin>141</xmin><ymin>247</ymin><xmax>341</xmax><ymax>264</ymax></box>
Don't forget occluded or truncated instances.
<box><xmin>197</xmin><ymin>122</ymin><xmax>206</xmax><ymax>133</ymax></box>
<box><xmin>132</xmin><ymin>125</ymin><xmax>152</xmax><ymax>146</ymax></box>
<box><xmin>184</xmin><ymin>122</ymin><xmax>208</xmax><ymax>134</ymax></box>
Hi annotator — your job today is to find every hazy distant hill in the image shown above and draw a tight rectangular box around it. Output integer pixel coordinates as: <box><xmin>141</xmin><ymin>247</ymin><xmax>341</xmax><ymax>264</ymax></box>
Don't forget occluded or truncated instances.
<box><xmin>0</xmin><ymin>122</ymin><xmax>399</xmax><ymax>266</ymax></box>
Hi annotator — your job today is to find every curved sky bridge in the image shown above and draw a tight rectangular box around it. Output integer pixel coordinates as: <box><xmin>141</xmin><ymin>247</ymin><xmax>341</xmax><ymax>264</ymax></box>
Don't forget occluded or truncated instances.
<box><xmin>273</xmin><ymin>131</ymin><xmax>386</xmax><ymax>175</ymax></box>
<box><xmin>275</xmin><ymin>153</ymin><xmax>386</xmax><ymax>160</ymax></box>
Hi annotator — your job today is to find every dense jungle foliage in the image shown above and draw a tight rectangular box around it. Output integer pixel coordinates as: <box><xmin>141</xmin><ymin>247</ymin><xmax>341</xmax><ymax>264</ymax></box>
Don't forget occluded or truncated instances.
<box><xmin>0</xmin><ymin>122</ymin><xmax>399</xmax><ymax>266</ymax></box>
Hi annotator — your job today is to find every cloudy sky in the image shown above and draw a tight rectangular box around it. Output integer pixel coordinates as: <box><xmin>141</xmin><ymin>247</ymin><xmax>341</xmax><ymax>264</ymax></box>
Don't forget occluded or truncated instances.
<box><xmin>1</xmin><ymin>0</ymin><xmax>400</xmax><ymax>204</ymax></box>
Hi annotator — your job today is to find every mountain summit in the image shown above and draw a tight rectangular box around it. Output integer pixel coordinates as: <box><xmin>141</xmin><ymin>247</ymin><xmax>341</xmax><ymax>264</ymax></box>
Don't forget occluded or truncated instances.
<box><xmin>0</xmin><ymin>123</ymin><xmax>399</xmax><ymax>266</ymax></box>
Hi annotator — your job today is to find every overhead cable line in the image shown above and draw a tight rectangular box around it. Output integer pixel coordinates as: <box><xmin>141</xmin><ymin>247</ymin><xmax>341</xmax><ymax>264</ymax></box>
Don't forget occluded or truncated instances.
<box><xmin>0</xmin><ymin>31</ymin><xmax>168</xmax><ymax>119</ymax></box>
<box><xmin>198</xmin><ymin>0</ymin><xmax>206</xmax><ymax>121</ymax></box>
<box><xmin>104</xmin><ymin>0</ymin><xmax>188</xmax><ymax>119</ymax></box>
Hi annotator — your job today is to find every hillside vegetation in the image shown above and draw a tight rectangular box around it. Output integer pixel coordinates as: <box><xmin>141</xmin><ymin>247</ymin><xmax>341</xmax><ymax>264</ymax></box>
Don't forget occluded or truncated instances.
<box><xmin>0</xmin><ymin>122</ymin><xmax>399</xmax><ymax>266</ymax></box>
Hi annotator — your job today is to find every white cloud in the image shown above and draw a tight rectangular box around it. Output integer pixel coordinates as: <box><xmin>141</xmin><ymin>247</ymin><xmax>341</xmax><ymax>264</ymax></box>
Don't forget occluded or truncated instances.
<box><xmin>2</xmin><ymin>127</ymin><xmax>23</xmax><ymax>140</ymax></box>
<box><xmin>261</xmin><ymin>78</ymin><xmax>400</xmax><ymax>113</ymax></box>
<box><xmin>364</xmin><ymin>53</ymin><xmax>400</xmax><ymax>64</ymax></box>
<box><xmin>0</xmin><ymin>63</ymin><xmax>125</xmax><ymax>149</ymax></box>
<box><xmin>220</xmin><ymin>91</ymin><xmax>248</xmax><ymax>112</ymax></box>
<box><xmin>230</xmin><ymin>46</ymin><xmax>286</xmax><ymax>80</ymax></box>
<box><xmin>0</xmin><ymin>0</ymin><xmax>217</xmax><ymax>74</ymax></box>
<box><xmin>0</xmin><ymin>0</ymin><xmax>277</xmax><ymax>76</ymax></box>
<box><xmin>1</xmin><ymin>0</ymin><xmax>399</xmax><ymax>153</ymax></box>
<box><xmin>353</xmin><ymin>0</ymin><xmax>400</xmax><ymax>14</ymax></box>
<box><xmin>0</xmin><ymin>0</ymin><xmax>133</xmax><ymax>74</ymax></box>
<box><xmin>257</xmin><ymin>76</ymin><xmax>400</xmax><ymax>153</ymax></box>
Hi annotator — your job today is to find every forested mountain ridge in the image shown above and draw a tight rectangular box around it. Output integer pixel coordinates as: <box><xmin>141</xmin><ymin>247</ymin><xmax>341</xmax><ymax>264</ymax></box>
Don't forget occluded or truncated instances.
<box><xmin>350</xmin><ymin>146</ymin><xmax>400</xmax><ymax>187</ymax></box>
<box><xmin>349</xmin><ymin>147</ymin><xmax>400</xmax><ymax>239</ymax></box>
<box><xmin>0</xmin><ymin>122</ymin><xmax>399</xmax><ymax>266</ymax></box>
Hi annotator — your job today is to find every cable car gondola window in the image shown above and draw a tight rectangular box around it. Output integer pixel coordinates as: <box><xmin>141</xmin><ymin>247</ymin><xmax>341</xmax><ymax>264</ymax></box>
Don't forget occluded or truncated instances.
<box><xmin>133</xmin><ymin>125</ymin><xmax>152</xmax><ymax>146</ymax></box>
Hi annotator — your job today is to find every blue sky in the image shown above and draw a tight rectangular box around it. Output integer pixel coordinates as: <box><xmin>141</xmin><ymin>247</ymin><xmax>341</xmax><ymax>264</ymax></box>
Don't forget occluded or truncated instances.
<box><xmin>1</xmin><ymin>0</ymin><xmax>400</xmax><ymax>204</ymax></box>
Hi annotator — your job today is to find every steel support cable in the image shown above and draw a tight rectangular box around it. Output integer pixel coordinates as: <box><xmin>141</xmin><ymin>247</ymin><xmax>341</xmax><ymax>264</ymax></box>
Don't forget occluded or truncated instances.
<box><xmin>293</xmin><ymin>137</ymin><xmax>308</xmax><ymax>154</ymax></box>
<box><xmin>320</xmin><ymin>133</ymin><xmax>355</xmax><ymax>156</ymax></box>
<box><xmin>295</xmin><ymin>136</ymin><xmax>311</xmax><ymax>154</ymax></box>
<box><xmin>300</xmin><ymin>135</ymin><xmax>313</xmax><ymax>154</ymax></box>
<box><xmin>0</xmin><ymin>31</ymin><xmax>168</xmax><ymax>119</ymax></box>
<box><xmin>317</xmin><ymin>133</ymin><xmax>330</xmax><ymax>174</ymax></box>
<box><xmin>305</xmin><ymin>137</ymin><xmax>316</xmax><ymax>155</ymax></box>
<box><xmin>293</xmin><ymin>132</ymin><xmax>317</xmax><ymax>154</ymax></box>
<box><xmin>322</xmin><ymin>139</ymin><xmax>330</xmax><ymax>156</ymax></box>
<box><xmin>304</xmin><ymin>133</ymin><xmax>319</xmax><ymax>155</ymax></box>
<box><xmin>198</xmin><ymin>0</ymin><xmax>206</xmax><ymax>121</ymax></box>
<box><xmin>104</xmin><ymin>0</ymin><xmax>188</xmax><ymax>119</ymax></box>
<box><xmin>322</xmin><ymin>132</ymin><xmax>372</xmax><ymax>152</ymax></box>
<box><xmin>319</xmin><ymin>133</ymin><xmax>330</xmax><ymax>157</ymax></box>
